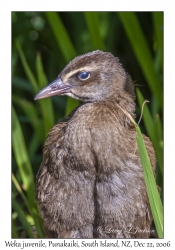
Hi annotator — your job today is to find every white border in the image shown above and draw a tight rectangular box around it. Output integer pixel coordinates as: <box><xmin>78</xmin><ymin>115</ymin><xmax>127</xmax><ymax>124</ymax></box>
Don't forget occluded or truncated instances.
<box><xmin>1</xmin><ymin>1</ymin><xmax>175</xmax><ymax>249</ymax></box>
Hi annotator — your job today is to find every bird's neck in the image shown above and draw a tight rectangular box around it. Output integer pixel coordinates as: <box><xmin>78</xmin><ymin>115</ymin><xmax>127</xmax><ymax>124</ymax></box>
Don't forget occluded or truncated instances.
<box><xmin>114</xmin><ymin>94</ymin><xmax>136</xmax><ymax>119</ymax></box>
<box><xmin>103</xmin><ymin>93</ymin><xmax>136</xmax><ymax>123</ymax></box>
<box><xmin>76</xmin><ymin>95</ymin><xmax>136</xmax><ymax>130</ymax></box>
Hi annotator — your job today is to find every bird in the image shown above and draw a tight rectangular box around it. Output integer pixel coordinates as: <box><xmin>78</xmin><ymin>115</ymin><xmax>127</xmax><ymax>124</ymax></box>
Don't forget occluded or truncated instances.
<box><xmin>34</xmin><ymin>50</ymin><xmax>156</xmax><ymax>238</ymax></box>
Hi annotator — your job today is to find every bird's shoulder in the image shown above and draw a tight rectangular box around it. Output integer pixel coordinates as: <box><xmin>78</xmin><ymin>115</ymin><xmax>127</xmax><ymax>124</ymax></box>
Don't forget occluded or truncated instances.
<box><xmin>43</xmin><ymin>107</ymin><xmax>78</xmax><ymax>149</ymax></box>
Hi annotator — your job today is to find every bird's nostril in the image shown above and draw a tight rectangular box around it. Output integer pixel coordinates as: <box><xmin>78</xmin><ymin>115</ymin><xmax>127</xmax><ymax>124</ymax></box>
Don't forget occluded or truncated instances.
<box><xmin>51</xmin><ymin>86</ymin><xmax>56</xmax><ymax>89</ymax></box>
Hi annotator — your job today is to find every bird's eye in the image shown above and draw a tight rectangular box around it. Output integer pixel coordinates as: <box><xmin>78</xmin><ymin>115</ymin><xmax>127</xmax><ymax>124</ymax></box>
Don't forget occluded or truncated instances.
<box><xmin>78</xmin><ymin>71</ymin><xmax>90</xmax><ymax>80</ymax></box>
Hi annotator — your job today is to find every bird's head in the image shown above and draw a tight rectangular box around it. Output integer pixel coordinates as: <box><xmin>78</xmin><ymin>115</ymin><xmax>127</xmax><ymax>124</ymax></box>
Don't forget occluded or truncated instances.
<box><xmin>34</xmin><ymin>50</ymin><xmax>135</xmax><ymax>104</ymax></box>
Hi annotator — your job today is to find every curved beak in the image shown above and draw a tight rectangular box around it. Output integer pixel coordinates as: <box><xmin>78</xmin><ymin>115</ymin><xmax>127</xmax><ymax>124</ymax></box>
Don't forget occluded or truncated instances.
<box><xmin>34</xmin><ymin>78</ymin><xmax>73</xmax><ymax>100</ymax></box>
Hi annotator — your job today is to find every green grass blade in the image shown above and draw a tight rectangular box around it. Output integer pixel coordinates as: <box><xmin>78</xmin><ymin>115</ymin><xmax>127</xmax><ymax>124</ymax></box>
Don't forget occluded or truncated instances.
<box><xmin>65</xmin><ymin>98</ymin><xmax>80</xmax><ymax>116</ymax></box>
<box><xmin>36</xmin><ymin>53</ymin><xmax>55</xmax><ymax>134</ymax></box>
<box><xmin>153</xmin><ymin>12</ymin><xmax>163</xmax><ymax>52</ymax></box>
<box><xmin>28</xmin><ymin>132</ymin><xmax>40</xmax><ymax>159</ymax></box>
<box><xmin>15</xmin><ymin>39</ymin><xmax>38</xmax><ymax>93</ymax></box>
<box><xmin>84</xmin><ymin>12</ymin><xmax>106</xmax><ymax>50</ymax></box>
<box><xmin>12</xmin><ymin>219</ymin><xmax>19</xmax><ymax>238</ymax></box>
<box><xmin>12</xmin><ymin>174</ymin><xmax>44</xmax><ymax>238</ymax></box>
<box><xmin>15</xmin><ymin>41</ymin><xmax>54</xmax><ymax>134</ymax></box>
<box><xmin>153</xmin><ymin>12</ymin><xmax>163</xmax><ymax>72</ymax></box>
<box><xmin>12</xmin><ymin>105</ymin><xmax>35</xmax><ymax>204</ymax></box>
<box><xmin>116</xmin><ymin>103</ymin><xmax>163</xmax><ymax>237</ymax></box>
<box><xmin>45</xmin><ymin>12</ymin><xmax>80</xmax><ymax>116</ymax></box>
<box><xmin>36</xmin><ymin>53</ymin><xmax>48</xmax><ymax>89</ymax></box>
<box><xmin>154</xmin><ymin>114</ymin><xmax>163</xmax><ymax>148</ymax></box>
<box><xmin>12</xmin><ymin>174</ymin><xmax>31</xmax><ymax>212</ymax></box>
<box><xmin>37</xmin><ymin>98</ymin><xmax>55</xmax><ymax>135</ymax></box>
<box><xmin>118</xmin><ymin>12</ymin><xmax>162</xmax><ymax>107</ymax></box>
<box><xmin>136</xmin><ymin>125</ymin><xmax>163</xmax><ymax>238</ymax></box>
<box><xmin>13</xmin><ymin>77</ymin><xmax>33</xmax><ymax>93</ymax></box>
<box><xmin>12</xmin><ymin>196</ymin><xmax>34</xmax><ymax>238</ymax></box>
<box><xmin>136</xmin><ymin>88</ymin><xmax>163</xmax><ymax>174</ymax></box>
<box><xmin>46</xmin><ymin>12</ymin><xmax>77</xmax><ymax>61</ymax></box>
<box><xmin>15</xmin><ymin>41</ymin><xmax>55</xmax><ymax>133</ymax></box>
<box><xmin>13</xmin><ymin>95</ymin><xmax>45</xmax><ymax>142</ymax></box>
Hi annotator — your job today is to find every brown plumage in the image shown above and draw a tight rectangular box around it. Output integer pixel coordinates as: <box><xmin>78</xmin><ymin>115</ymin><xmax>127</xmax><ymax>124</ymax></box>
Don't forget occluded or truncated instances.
<box><xmin>34</xmin><ymin>50</ymin><xmax>156</xmax><ymax>238</ymax></box>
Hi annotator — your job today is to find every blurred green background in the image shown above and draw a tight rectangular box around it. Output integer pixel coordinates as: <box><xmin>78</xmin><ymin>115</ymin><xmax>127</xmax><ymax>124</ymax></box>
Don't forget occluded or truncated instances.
<box><xmin>12</xmin><ymin>12</ymin><xmax>163</xmax><ymax>238</ymax></box>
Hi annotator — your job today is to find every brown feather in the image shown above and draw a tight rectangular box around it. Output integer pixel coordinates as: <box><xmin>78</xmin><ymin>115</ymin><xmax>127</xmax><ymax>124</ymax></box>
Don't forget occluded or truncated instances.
<box><xmin>35</xmin><ymin>50</ymin><xmax>157</xmax><ymax>238</ymax></box>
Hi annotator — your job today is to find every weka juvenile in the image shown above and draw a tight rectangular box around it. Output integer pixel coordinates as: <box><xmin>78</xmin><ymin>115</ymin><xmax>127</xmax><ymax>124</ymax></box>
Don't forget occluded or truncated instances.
<box><xmin>34</xmin><ymin>50</ymin><xmax>156</xmax><ymax>238</ymax></box>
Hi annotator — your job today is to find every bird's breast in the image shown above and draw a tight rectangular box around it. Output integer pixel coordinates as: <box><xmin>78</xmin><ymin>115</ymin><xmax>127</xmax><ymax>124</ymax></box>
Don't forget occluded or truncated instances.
<box><xmin>63</xmin><ymin>103</ymin><xmax>139</xmax><ymax>176</ymax></box>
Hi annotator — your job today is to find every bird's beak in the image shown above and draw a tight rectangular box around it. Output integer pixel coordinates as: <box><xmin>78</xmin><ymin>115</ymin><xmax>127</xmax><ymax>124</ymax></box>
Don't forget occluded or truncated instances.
<box><xmin>34</xmin><ymin>78</ymin><xmax>73</xmax><ymax>100</ymax></box>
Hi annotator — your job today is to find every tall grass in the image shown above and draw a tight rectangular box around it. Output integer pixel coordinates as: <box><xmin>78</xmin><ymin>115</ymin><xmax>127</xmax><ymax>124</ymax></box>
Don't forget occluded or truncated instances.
<box><xmin>12</xmin><ymin>12</ymin><xmax>163</xmax><ymax>238</ymax></box>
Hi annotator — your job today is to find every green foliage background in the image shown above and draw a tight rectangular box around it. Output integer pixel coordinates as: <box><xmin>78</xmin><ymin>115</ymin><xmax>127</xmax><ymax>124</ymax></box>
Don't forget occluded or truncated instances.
<box><xmin>12</xmin><ymin>12</ymin><xmax>163</xmax><ymax>238</ymax></box>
